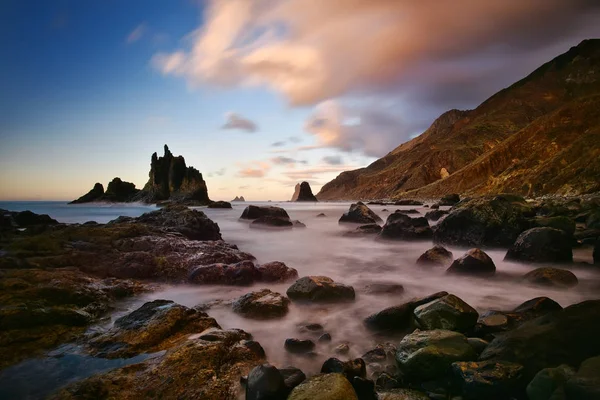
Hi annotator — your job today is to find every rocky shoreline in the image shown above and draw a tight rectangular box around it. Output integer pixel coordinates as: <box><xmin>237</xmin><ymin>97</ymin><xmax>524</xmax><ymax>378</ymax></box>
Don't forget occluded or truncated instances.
<box><xmin>1</xmin><ymin>193</ymin><xmax>599</xmax><ymax>399</ymax></box>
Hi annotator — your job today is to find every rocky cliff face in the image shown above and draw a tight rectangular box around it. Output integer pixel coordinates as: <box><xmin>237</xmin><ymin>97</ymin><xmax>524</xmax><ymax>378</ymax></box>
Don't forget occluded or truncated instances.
<box><xmin>70</xmin><ymin>179</ymin><xmax>140</xmax><ymax>204</ymax></box>
<box><xmin>291</xmin><ymin>184</ymin><xmax>300</xmax><ymax>201</ymax></box>
<box><xmin>295</xmin><ymin>181</ymin><xmax>318</xmax><ymax>202</ymax></box>
<box><xmin>70</xmin><ymin>183</ymin><xmax>105</xmax><ymax>204</ymax></box>
<box><xmin>317</xmin><ymin>39</ymin><xmax>600</xmax><ymax>200</ymax></box>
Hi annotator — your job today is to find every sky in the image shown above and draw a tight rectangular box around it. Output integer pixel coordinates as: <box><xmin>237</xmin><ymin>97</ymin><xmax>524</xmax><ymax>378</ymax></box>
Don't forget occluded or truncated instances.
<box><xmin>1</xmin><ymin>0</ymin><xmax>599</xmax><ymax>201</ymax></box>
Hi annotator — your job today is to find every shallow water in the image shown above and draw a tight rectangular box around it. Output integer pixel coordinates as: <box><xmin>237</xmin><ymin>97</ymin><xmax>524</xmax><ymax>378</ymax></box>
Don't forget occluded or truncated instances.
<box><xmin>1</xmin><ymin>201</ymin><xmax>598</xmax><ymax>398</ymax></box>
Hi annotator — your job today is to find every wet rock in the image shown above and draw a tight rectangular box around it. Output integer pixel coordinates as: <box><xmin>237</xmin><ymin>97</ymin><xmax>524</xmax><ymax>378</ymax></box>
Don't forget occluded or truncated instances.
<box><xmin>480</xmin><ymin>300</ymin><xmax>600</xmax><ymax>380</ymax></box>
<box><xmin>505</xmin><ymin>227</ymin><xmax>573</xmax><ymax>264</ymax></box>
<box><xmin>362</xmin><ymin>282</ymin><xmax>405</xmax><ymax>295</ymax></box>
<box><xmin>533</xmin><ymin>216</ymin><xmax>576</xmax><ymax>236</ymax></box>
<box><xmin>377</xmin><ymin>389</ymin><xmax>429</xmax><ymax>400</ymax></box>
<box><xmin>297</xmin><ymin>323</ymin><xmax>324</xmax><ymax>333</ymax></box>
<box><xmin>318</xmin><ymin>333</ymin><xmax>332</xmax><ymax>342</ymax></box>
<box><xmin>379</xmin><ymin>212</ymin><xmax>432</xmax><ymax>240</ymax></box>
<box><xmin>295</xmin><ymin>181</ymin><xmax>318</xmax><ymax>202</ymax></box>
<box><xmin>334</xmin><ymin>343</ymin><xmax>350</xmax><ymax>355</ymax></box>
<box><xmin>446</xmin><ymin>248</ymin><xmax>496</xmax><ymax>276</ymax></box>
<box><xmin>395</xmin><ymin>329</ymin><xmax>477</xmax><ymax>382</ymax></box>
<box><xmin>394</xmin><ymin>199</ymin><xmax>424</xmax><ymax>206</ymax></box>
<box><xmin>188</xmin><ymin>260</ymin><xmax>261</xmax><ymax>285</ymax></box>
<box><xmin>208</xmin><ymin>200</ymin><xmax>232</xmax><ymax>209</ymax></box>
<box><xmin>439</xmin><ymin>194</ymin><xmax>460</xmax><ymax>206</ymax></box>
<box><xmin>284</xmin><ymin>338</ymin><xmax>315</xmax><ymax>354</ymax></box>
<box><xmin>452</xmin><ymin>360</ymin><xmax>525</xmax><ymax>400</ymax></box>
<box><xmin>256</xmin><ymin>261</ymin><xmax>299</xmax><ymax>282</ymax></box>
<box><xmin>232</xmin><ymin>289</ymin><xmax>290</xmax><ymax>319</ymax></box>
<box><xmin>321</xmin><ymin>357</ymin><xmax>366</xmax><ymax>381</ymax></box>
<box><xmin>434</xmin><ymin>194</ymin><xmax>534</xmax><ymax>247</ymax></box>
<box><xmin>564</xmin><ymin>355</ymin><xmax>600</xmax><ymax>399</ymax></box>
<box><xmin>280</xmin><ymin>367</ymin><xmax>307</xmax><ymax>392</ymax></box>
<box><xmin>352</xmin><ymin>377</ymin><xmax>377</xmax><ymax>400</ymax></box>
<box><xmin>375</xmin><ymin>373</ymin><xmax>399</xmax><ymax>390</ymax></box>
<box><xmin>522</xmin><ymin>267</ymin><xmax>578</xmax><ymax>288</ymax></box>
<box><xmin>131</xmin><ymin>205</ymin><xmax>222</xmax><ymax>240</ymax></box>
<box><xmin>240</xmin><ymin>205</ymin><xmax>290</xmax><ymax>220</ymax></box>
<box><xmin>251</xmin><ymin>216</ymin><xmax>294</xmax><ymax>229</ymax></box>
<box><xmin>467</xmin><ymin>338</ymin><xmax>489</xmax><ymax>355</ymax></box>
<box><xmin>526</xmin><ymin>364</ymin><xmax>575</xmax><ymax>400</ymax></box>
<box><xmin>425</xmin><ymin>209</ymin><xmax>449</xmax><ymax>221</ymax></box>
<box><xmin>339</xmin><ymin>202</ymin><xmax>383</xmax><ymax>224</ymax></box>
<box><xmin>286</xmin><ymin>276</ymin><xmax>355</xmax><ymax>303</ymax></box>
<box><xmin>416</xmin><ymin>246</ymin><xmax>453</xmax><ymax>267</ymax></box>
<box><xmin>344</xmin><ymin>224</ymin><xmax>382</xmax><ymax>236</ymax></box>
<box><xmin>288</xmin><ymin>373</ymin><xmax>358</xmax><ymax>400</ymax></box>
<box><xmin>246</xmin><ymin>364</ymin><xmax>287</xmax><ymax>400</ymax></box>
<box><xmin>413</xmin><ymin>294</ymin><xmax>479</xmax><ymax>333</ymax></box>
<box><xmin>514</xmin><ymin>296</ymin><xmax>563</xmax><ymax>314</ymax></box>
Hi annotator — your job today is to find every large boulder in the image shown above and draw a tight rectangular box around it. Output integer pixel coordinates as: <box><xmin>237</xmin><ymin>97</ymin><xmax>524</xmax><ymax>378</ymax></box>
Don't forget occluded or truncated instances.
<box><xmin>413</xmin><ymin>294</ymin><xmax>479</xmax><ymax>333</ymax></box>
<box><xmin>284</xmin><ymin>338</ymin><xmax>316</xmax><ymax>354</ymax></box>
<box><xmin>564</xmin><ymin>356</ymin><xmax>600</xmax><ymax>399</ymax></box>
<box><xmin>240</xmin><ymin>205</ymin><xmax>290</xmax><ymax>220</ymax></box>
<box><xmin>208</xmin><ymin>201</ymin><xmax>232</xmax><ymax>209</ymax></box>
<box><xmin>339</xmin><ymin>202</ymin><xmax>383</xmax><ymax>224</ymax></box>
<box><xmin>286</xmin><ymin>276</ymin><xmax>355</xmax><ymax>303</ymax></box>
<box><xmin>188</xmin><ymin>260</ymin><xmax>260</xmax><ymax>285</ymax></box>
<box><xmin>250</xmin><ymin>216</ymin><xmax>294</xmax><ymax>229</ymax></box>
<box><xmin>321</xmin><ymin>358</ymin><xmax>366</xmax><ymax>381</ymax></box>
<box><xmin>379</xmin><ymin>212</ymin><xmax>432</xmax><ymax>240</ymax></box>
<box><xmin>452</xmin><ymin>360</ymin><xmax>525</xmax><ymax>400</ymax></box>
<box><xmin>295</xmin><ymin>181</ymin><xmax>318</xmax><ymax>202</ymax></box>
<box><xmin>246</xmin><ymin>364</ymin><xmax>306</xmax><ymax>400</ymax></box>
<box><xmin>395</xmin><ymin>329</ymin><xmax>477</xmax><ymax>382</ymax></box>
<box><xmin>288</xmin><ymin>373</ymin><xmax>358</xmax><ymax>400</ymax></box>
<box><xmin>438</xmin><ymin>194</ymin><xmax>461</xmax><ymax>206</ymax></box>
<box><xmin>532</xmin><ymin>216</ymin><xmax>576</xmax><ymax>236</ymax></box>
<box><xmin>522</xmin><ymin>267</ymin><xmax>578</xmax><ymax>288</ymax></box>
<box><xmin>447</xmin><ymin>248</ymin><xmax>496</xmax><ymax>276</ymax></box>
<box><xmin>132</xmin><ymin>205</ymin><xmax>222</xmax><ymax>240</ymax></box>
<box><xmin>256</xmin><ymin>261</ymin><xmax>299</xmax><ymax>282</ymax></box>
<box><xmin>434</xmin><ymin>194</ymin><xmax>534</xmax><ymax>247</ymax></box>
<box><xmin>505</xmin><ymin>228</ymin><xmax>573</xmax><ymax>264</ymax></box>
<box><xmin>416</xmin><ymin>246</ymin><xmax>453</xmax><ymax>267</ymax></box>
<box><xmin>424</xmin><ymin>209</ymin><xmax>449</xmax><ymax>221</ymax></box>
<box><xmin>232</xmin><ymin>289</ymin><xmax>290</xmax><ymax>319</ymax></box>
<box><xmin>480</xmin><ymin>300</ymin><xmax>600</xmax><ymax>380</ymax></box>
<box><xmin>12</xmin><ymin>210</ymin><xmax>59</xmax><ymax>227</ymax></box>
<box><xmin>526</xmin><ymin>364</ymin><xmax>575</xmax><ymax>400</ymax></box>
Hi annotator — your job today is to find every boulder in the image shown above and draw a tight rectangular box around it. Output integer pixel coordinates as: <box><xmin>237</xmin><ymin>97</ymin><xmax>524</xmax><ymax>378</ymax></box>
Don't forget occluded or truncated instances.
<box><xmin>12</xmin><ymin>210</ymin><xmax>59</xmax><ymax>227</ymax></box>
<box><xmin>295</xmin><ymin>181</ymin><xmax>318</xmax><ymax>202</ymax></box>
<box><xmin>452</xmin><ymin>360</ymin><xmax>525</xmax><ymax>400</ymax></box>
<box><xmin>439</xmin><ymin>194</ymin><xmax>460</xmax><ymax>206</ymax></box>
<box><xmin>526</xmin><ymin>364</ymin><xmax>575</xmax><ymax>400</ymax></box>
<box><xmin>522</xmin><ymin>267</ymin><xmax>578</xmax><ymax>288</ymax></box>
<box><xmin>379</xmin><ymin>212</ymin><xmax>432</xmax><ymax>240</ymax></box>
<box><xmin>208</xmin><ymin>201</ymin><xmax>232</xmax><ymax>209</ymax></box>
<box><xmin>246</xmin><ymin>364</ymin><xmax>288</xmax><ymax>400</ymax></box>
<box><xmin>533</xmin><ymin>216</ymin><xmax>576</xmax><ymax>236</ymax></box>
<box><xmin>351</xmin><ymin>377</ymin><xmax>377</xmax><ymax>400</ymax></box>
<box><xmin>446</xmin><ymin>248</ymin><xmax>496</xmax><ymax>276</ymax></box>
<box><xmin>505</xmin><ymin>228</ymin><xmax>573</xmax><ymax>264</ymax></box>
<box><xmin>434</xmin><ymin>194</ymin><xmax>534</xmax><ymax>247</ymax></box>
<box><xmin>395</xmin><ymin>329</ymin><xmax>477</xmax><ymax>382</ymax></box>
<box><xmin>241</xmin><ymin>205</ymin><xmax>289</xmax><ymax>221</ymax></box>
<box><xmin>286</xmin><ymin>276</ymin><xmax>355</xmax><ymax>303</ymax></box>
<box><xmin>334</xmin><ymin>344</ymin><xmax>350</xmax><ymax>355</ymax></box>
<box><xmin>188</xmin><ymin>260</ymin><xmax>260</xmax><ymax>285</ymax></box>
<box><xmin>416</xmin><ymin>246</ymin><xmax>453</xmax><ymax>267</ymax></box>
<box><xmin>288</xmin><ymin>373</ymin><xmax>358</xmax><ymax>400</ymax></box>
<box><xmin>232</xmin><ymin>289</ymin><xmax>290</xmax><ymax>319</ymax></box>
<box><xmin>413</xmin><ymin>294</ymin><xmax>479</xmax><ymax>333</ymax></box>
<box><xmin>69</xmin><ymin>182</ymin><xmax>105</xmax><ymax>204</ymax></box>
<box><xmin>132</xmin><ymin>205</ymin><xmax>222</xmax><ymax>240</ymax></box>
<box><xmin>424</xmin><ymin>209</ymin><xmax>449</xmax><ymax>221</ymax></box>
<box><xmin>362</xmin><ymin>282</ymin><xmax>405</xmax><ymax>295</ymax></box>
<box><xmin>284</xmin><ymin>338</ymin><xmax>315</xmax><ymax>354</ymax></box>
<box><xmin>339</xmin><ymin>202</ymin><xmax>383</xmax><ymax>224</ymax></box>
<box><xmin>321</xmin><ymin>358</ymin><xmax>366</xmax><ymax>381</ymax></box>
<box><xmin>565</xmin><ymin>355</ymin><xmax>600</xmax><ymax>399</ymax></box>
<box><xmin>378</xmin><ymin>389</ymin><xmax>429</xmax><ymax>400</ymax></box>
<box><xmin>480</xmin><ymin>300</ymin><xmax>600</xmax><ymax>380</ymax></box>
<box><xmin>251</xmin><ymin>216</ymin><xmax>294</xmax><ymax>229</ymax></box>
<box><xmin>256</xmin><ymin>261</ymin><xmax>298</xmax><ymax>282</ymax></box>
<box><xmin>344</xmin><ymin>224</ymin><xmax>382</xmax><ymax>236</ymax></box>
<box><xmin>280</xmin><ymin>367</ymin><xmax>307</xmax><ymax>392</ymax></box>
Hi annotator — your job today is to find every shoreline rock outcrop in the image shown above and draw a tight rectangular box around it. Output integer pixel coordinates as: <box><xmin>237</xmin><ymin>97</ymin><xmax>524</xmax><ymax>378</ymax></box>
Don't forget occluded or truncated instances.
<box><xmin>294</xmin><ymin>181</ymin><xmax>318</xmax><ymax>202</ymax></box>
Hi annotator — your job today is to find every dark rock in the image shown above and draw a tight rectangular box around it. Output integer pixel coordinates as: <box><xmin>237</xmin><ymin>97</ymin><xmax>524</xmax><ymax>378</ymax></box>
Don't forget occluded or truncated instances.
<box><xmin>513</xmin><ymin>297</ymin><xmax>563</xmax><ymax>314</ymax></box>
<box><xmin>439</xmin><ymin>194</ymin><xmax>460</xmax><ymax>206</ymax></box>
<box><xmin>416</xmin><ymin>246</ymin><xmax>453</xmax><ymax>267</ymax></box>
<box><xmin>284</xmin><ymin>338</ymin><xmax>315</xmax><ymax>354</ymax></box>
<box><xmin>587</xmin><ymin>210</ymin><xmax>600</xmax><ymax>229</ymax></box>
<box><xmin>564</xmin><ymin>355</ymin><xmax>600</xmax><ymax>400</ymax></box>
<box><xmin>130</xmin><ymin>205</ymin><xmax>222</xmax><ymax>240</ymax></box>
<box><xmin>286</xmin><ymin>276</ymin><xmax>355</xmax><ymax>303</ymax></box>
<box><xmin>344</xmin><ymin>224</ymin><xmax>382</xmax><ymax>236</ymax></box>
<box><xmin>69</xmin><ymin>183</ymin><xmax>105</xmax><ymax>204</ymax></box>
<box><xmin>425</xmin><ymin>209</ymin><xmax>449</xmax><ymax>221</ymax></box>
<box><xmin>480</xmin><ymin>300</ymin><xmax>600</xmax><ymax>380</ymax></box>
<box><xmin>379</xmin><ymin>212</ymin><xmax>432</xmax><ymax>240</ymax></box>
<box><xmin>288</xmin><ymin>373</ymin><xmax>358</xmax><ymax>400</ymax></box>
<box><xmin>321</xmin><ymin>357</ymin><xmax>366</xmax><ymax>381</ymax></box>
<box><xmin>103</xmin><ymin>178</ymin><xmax>140</xmax><ymax>202</ymax></box>
<box><xmin>232</xmin><ymin>289</ymin><xmax>290</xmax><ymax>319</ymax></box>
<box><xmin>280</xmin><ymin>367</ymin><xmax>306</xmax><ymax>392</ymax></box>
<box><xmin>362</xmin><ymin>282</ymin><xmax>404</xmax><ymax>295</ymax></box>
<box><xmin>13</xmin><ymin>210</ymin><xmax>59</xmax><ymax>227</ymax></box>
<box><xmin>316</xmin><ymin>213</ymin><xmax>326</xmax><ymax>218</ymax></box>
<box><xmin>351</xmin><ymin>377</ymin><xmax>377</xmax><ymax>400</ymax></box>
<box><xmin>246</xmin><ymin>364</ymin><xmax>288</xmax><ymax>400</ymax></box>
<box><xmin>293</xmin><ymin>220</ymin><xmax>306</xmax><ymax>228</ymax></box>
<box><xmin>232</xmin><ymin>196</ymin><xmax>246</xmax><ymax>202</ymax></box>
<box><xmin>375</xmin><ymin>373</ymin><xmax>399</xmax><ymax>390</ymax></box>
<box><xmin>533</xmin><ymin>216</ymin><xmax>576</xmax><ymax>236</ymax></box>
<box><xmin>188</xmin><ymin>260</ymin><xmax>260</xmax><ymax>285</ymax></box>
<box><xmin>395</xmin><ymin>329</ymin><xmax>477</xmax><ymax>382</ymax></box>
<box><xmin>505</xmin><ymin>227</ymin><xmax>573</xmax><ymax>264</ymax></box>
<box><xmin>256</xmin><ymin>261</ymin><xmax>299</xmax><ymax>282</ymax></box>
<box><xmin>431</xmin><ymin>204</ymin><xmax>440</xmax><ymax>209</ymax></box>
<box><xmin>434</xmin><ymin>194</ymin><xmax>534</xmax><ymax>247</ymax></box>
<box><xmin>413</xmin><ymin>294</ymin><xmax>479</xmax><ymax>333</ymax></box>
<box><xmin>251</xmin><ymin>216</ymin><xmax>294</xmax><ymax>229</ymax></box>
<box><xmin>241</xmin><ymin>205</ymin><xmax>290</xmax><ymax>220</ymax></box>
<box><xmin>334</xmin><ymin>343</ymin><xmax>350</xmax><ymax>355</ymax></box>
<box><xmin>522</xmin><ymin>267</ymin><xmax>578</xmax><ymax>288</ymax></box>
<box><xmin>339</xmin><ymin>202</ymin><xmax>383</xmax><ymax>224</ymax></box>
<box><xmin>208</xmin><ymin>201</ymin><xmax>232</xmax><ymax>209</ymax></box>
<box><xmin>298</xmin><ymin>323</ymin><xmax>324</xmax><ymax>333</ymax></box>
<box><xmin>452</xmin><ymin>360</ymin><xmax>525</xmax><ymax>400</ymax></box>
<box><xmin>394</xmin><ymin>199</ymin><xmax>424</xmax><ymax>206</ymax></box>
<box><xmin>362</xmin><ymin>343</ymin><xmax>397</xmax><ymax>364</ymax></box>
<box><xmin>467</xmin><ymin>338</ymin><xmax>489</xmax><ymax>355</ymax></box>
<box><xmin>295</xmin><ymin>181</ymin><xmax>318</xmax><ymax>202</ymax></box>
<box><xmin>396</xmin><ymin>209</ymin><xmax>420</xmax><ymax>214</ymax></box>
<box><xmin>318</xmin><ymin>333</ymin><xmax>332</xmax><ymax>343</ymax></box>
<box><xmin>447</xmin><ymin>248</ymin><xmax>496</xmax><ymax>276</ymax></box>
<box><xmin>526</xmin><ymin>364</ymin><xmax>575</xmax><ymax>400</ymax></box>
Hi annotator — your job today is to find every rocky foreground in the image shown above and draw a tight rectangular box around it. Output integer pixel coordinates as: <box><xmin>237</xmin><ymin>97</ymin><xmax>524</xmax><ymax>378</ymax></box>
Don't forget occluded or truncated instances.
<box><xmin>1</xmin><ymin>195</ymin><xmax>600</xmax><ymax>399</ymax></box>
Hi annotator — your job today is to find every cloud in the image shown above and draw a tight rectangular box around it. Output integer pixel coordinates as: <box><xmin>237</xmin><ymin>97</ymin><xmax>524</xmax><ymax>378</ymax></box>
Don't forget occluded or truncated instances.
<box><xmin>271</xmin><ymin>141</ymin><xmax>286</xmax><ymax>147</ymax></box>
<box><xmin>283</xmin><ymin>165</ymin><xmax>358</xmax><ymax>181</ymax></box>
<box><xmin>270</xmin><ymin>156</ymin><xmax>307</xmax><ymax>166</ymax></box>
<box><xmin>239</xmin><ymin>185</ymin><xmax>250</xmax><ymax>189</ymax></box>
<box><xmin>127</xmin><ymin>23</ymin><xmax>147</xmax><ymax>44</ymax></box>
<box><xmin>222</xmin><ymin>112</ymin><xmax>258</xmax><ymax>132</ymax></box>
<box><xmin>322</xmin><ymin>155</ymin><xmax>343</xmax><ymax>165</ymax></box>
<box><xmin>207</xmin><ymin>168</ymin><xmax>226</xmax><ymax>177</ymax></box>
<box><xmin>288</xmin><ymin>136</ymin><xmax>302</xmax><ymax>143</ymax></box>
<box><xmin>238</xmin><ymin>161</ymin><xmax>271</xmax><ymax>177</ymax></box>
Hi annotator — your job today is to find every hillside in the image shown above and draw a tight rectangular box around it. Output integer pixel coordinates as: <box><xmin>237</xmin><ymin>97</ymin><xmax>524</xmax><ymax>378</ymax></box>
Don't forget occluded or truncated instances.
<box><xmin>317</xmin><ymin>39</ymin><xmax>600</xmax><ymax>200</ymax></box>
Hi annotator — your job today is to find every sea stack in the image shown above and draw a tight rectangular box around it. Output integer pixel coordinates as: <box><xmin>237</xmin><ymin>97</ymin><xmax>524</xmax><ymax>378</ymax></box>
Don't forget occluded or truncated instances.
<box><xmin>291</xmin><ymin>184</ymin><xmax>300</xmax><ymax>201</ymax></box>
<box><xmin>295</xmin><ymin>181</ymin><xmax>318</xmax><ymax>202</ymax></box>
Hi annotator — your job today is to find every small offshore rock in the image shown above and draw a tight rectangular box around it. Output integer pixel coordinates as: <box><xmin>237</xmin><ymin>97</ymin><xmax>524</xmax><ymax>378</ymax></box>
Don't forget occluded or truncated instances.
<box><xmin>447</xmin><ymin>248</ymin><xmax>496</xmax><ymax>276</ymax></box>
<box><xmin>207</xmin><ymin>200</ymin><xmax>232</xmax><ymax>209</ymax></box>
<box><xmin>232</xmin><ymin>289</ymin><xmax>290</xmax><ymax>319</ymax></box>
<box><xmin>285</xmin><ymin>338</ymin><xmax>316</xmax><ymax>354</ymax></box>
<box><xmin>251</xmin><ymin>215</ymin><xmax>294</xmax><ymax>228</ymax></box>
<box><xmin>505</xmin><ymin>227</ymin><xmax>573</xmax><ymax>264</ymax></box>
<box><xmin>321</xmin><ymin>357</ymin><xmax>366</xmax><ymax>381</ymax></box>
<box><xmin>413</xmin><ymin>294</ymin><xmax>479</xmax><ymax>333</ymax></box>
<box><xmin>334</xmin><ymin>343</ymin><xmax>350</xmax><ymax>355</ymax></box>
<box><xmin>339</xmin><ymin>202</ymin><xmax>383</xmax><ymax>224</ymax></box>
<box><xmin>286</xmin><ymin>276</ymin><xmax>355</xmax><ymax>303</ymax></box>
<box><xmin>256</xmin><ymin>261</ymin><xmax>299</xmax><ymax>282</ymax></box>
<box><xmin>318</xmin><ymin>333</ymin><xmax>332</xmax><ymax>343</ymax></box>
<box><xmin>380</xmin><ymin>212</ymin><xmax>432</xmax><ymax>240</ymax></box>
<box><xmin>416</xmin><ymin>246</ymin><xmax>453</xmax><ymax>267</ymax></box>
<box><xmin>522</xmin><ymin>267</ymin><xmax>578</xmax><ymax>288</ymax></box>
<box><xmin>241</xmin><ymin>205</ymin><xmax>290</xmax><ymax>220</ymax></box>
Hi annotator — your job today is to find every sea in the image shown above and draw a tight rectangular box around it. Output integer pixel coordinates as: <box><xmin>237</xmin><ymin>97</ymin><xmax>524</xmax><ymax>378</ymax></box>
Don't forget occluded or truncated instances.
<box><xmin>0</xmin><ymin>200</ymin><xmax>598</xmax><ymax>399</ymax></box>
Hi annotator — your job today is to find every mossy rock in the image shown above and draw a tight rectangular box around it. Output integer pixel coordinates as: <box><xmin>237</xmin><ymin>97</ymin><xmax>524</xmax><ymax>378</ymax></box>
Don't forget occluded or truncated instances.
<box><xmin>288</xmin><ymin>373</ymin><xmax>358</xmax><ymax>400</ymax></box>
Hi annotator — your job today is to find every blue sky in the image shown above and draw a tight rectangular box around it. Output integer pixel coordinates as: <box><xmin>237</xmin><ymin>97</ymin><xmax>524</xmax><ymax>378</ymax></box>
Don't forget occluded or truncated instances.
<box><xmin>1</xmin><ymin>1</ymin><xmax>598</xmax><ymax>201</ymax></box>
